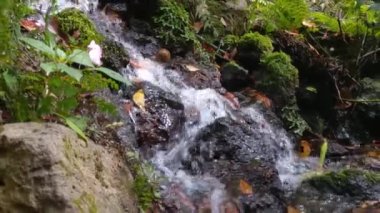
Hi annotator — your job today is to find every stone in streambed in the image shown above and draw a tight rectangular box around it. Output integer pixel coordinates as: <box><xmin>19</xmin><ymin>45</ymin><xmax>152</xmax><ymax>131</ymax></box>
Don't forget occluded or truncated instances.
<box><xmin>0</xmin><ymin>122</ymin><xmax>137</xmax><ymax>213</ymax></box>
<box><xmin>220</xmin><ymin>62</ymin><xmax>249</xmax><ymax>91</ymax></box>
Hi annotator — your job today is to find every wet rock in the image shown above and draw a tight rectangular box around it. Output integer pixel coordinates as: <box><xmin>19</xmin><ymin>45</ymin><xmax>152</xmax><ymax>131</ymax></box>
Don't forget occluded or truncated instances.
<box><xmin>182</xmin><ymin>107</ymin><xmax>290</xmax><ymax>212</ymax></box>
<box><xmin>292</xmin><ymin>169</ymin><xmax>380</xmax><ymax>212</ymax></box>
<box><xmin>101</xmin><ymin>39</ymin><xmax>129</xmax><ymax>71</ymax></box>
<box><xmin>326</xmin><ymin>142</ymin><xmax>349</xmax><ymax>157</ymax></box>
<box><xmin>0</xmin><ymin>122</ymin><xmax>137</xmax><ymax>213</ymax></box>
<box><xmin>220</xmin><ymin>62</ymin><xmax>249</xmax><ymax>91</ymax></box>
<box><xmin>134</xmin><ymin>82</ymin><xmax>185</xmax><ymax>146</ymax></box>
<box><xmin>168</xmin><ymin>58</ymin><xmax>222</xmax><ymax>90</ymax></box>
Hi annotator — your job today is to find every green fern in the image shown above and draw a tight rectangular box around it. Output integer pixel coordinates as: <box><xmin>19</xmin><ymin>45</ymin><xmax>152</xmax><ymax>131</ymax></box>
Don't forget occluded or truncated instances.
<box><xmin>249</xmin><ymin>0</ymin><xmax>309</xmax><ymax>32</ymax></box>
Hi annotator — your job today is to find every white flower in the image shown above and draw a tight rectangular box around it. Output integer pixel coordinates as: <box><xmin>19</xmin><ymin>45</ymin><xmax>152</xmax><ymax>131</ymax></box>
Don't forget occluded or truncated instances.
<box><xmin>87</xmin><ymin>40</ymin><xmax>102</xmax><ymax>66</ymax></box>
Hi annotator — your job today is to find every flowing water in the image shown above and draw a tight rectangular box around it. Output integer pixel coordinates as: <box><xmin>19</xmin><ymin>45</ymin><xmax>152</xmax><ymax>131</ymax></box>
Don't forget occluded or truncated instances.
<box><xmin>30</xmin><ymin>1</ymin><xmax>323</xmax><ymax>212</ymax></box>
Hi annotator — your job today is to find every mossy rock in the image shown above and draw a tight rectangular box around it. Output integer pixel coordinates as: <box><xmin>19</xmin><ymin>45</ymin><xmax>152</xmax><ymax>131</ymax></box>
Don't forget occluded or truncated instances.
<box><xmin>220</xmin><ymin>62</ymin><xmax>249</xmax><ymax>91</ymax></box>
<box><xmin>237</xmin><ymin>32</ymin><xmax>274</xmax><ymax>53</ymax></box>
<box><xmin>258</xmin><ymin>51</ymin><xmax>299</xmax><ymax>98</ymax></box>
<box><xmin>56</xmin><ymin>8</ymin><xmax>103</xmax><ymax>48</ymax></box>
<box><xmin>101</xmin><ymin>39</ymin><xmax>129</xmax><ymax>71</ymax></box>
<box><xmin>235</xmin><ymin>32</ymin><xmax>273</xmax><ymax>70</ymax></box>
<box><xmin>305</xmin><ymin>169</ymin><xmax>380</xmax><ymax>198</ymax></box>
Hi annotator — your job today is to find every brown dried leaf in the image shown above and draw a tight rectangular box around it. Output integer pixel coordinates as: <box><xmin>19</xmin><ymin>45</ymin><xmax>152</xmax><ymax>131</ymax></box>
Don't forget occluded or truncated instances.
<box><xmin>287</xmin><ymin>206</ymin><xmax>301</xmax><ymax>213</ymax></box>
<box><xmin>193</xmin><ymin>21</ymin><xmax>204</xmax><ymax>33</ymax></box>
<box><xmin>185</xmin><ymin>64</ymin><xmax>200</xmax><ymax>72</ymax></box>
<box><xmin>299</xmin><ymin>140</ymin><xmax>312</xmax><ymax>158</ymax></box>
<box><xmin>239</xmin><ymin>180</ymin><xmax>253</xmax><ymax>195</ymax></box>
<box><xmin>20</xmin><ymin>19</ymin><xmax>40</xmax><ymax>31</ymax></box>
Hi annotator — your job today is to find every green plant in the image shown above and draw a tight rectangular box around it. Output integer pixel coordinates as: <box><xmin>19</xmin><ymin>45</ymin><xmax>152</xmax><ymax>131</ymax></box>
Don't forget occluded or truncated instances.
<box><xmin>56</xmin><ymin>8</ymin><xmax>103</xmax><ymax>48</ymax></box>
<box><xmin>249</xmin><ymin>0</ymin><xmax>310</xmax><ymax>32</ymax></box>
<box><xmin>281</xmin><ymin>103</ymin><xmax>310</xmax><ymax>135</ymax></box>
<box><xmin>153</xmin><ymin>0</ymin><xmax>197</xmax><ymax>48</ymax></box>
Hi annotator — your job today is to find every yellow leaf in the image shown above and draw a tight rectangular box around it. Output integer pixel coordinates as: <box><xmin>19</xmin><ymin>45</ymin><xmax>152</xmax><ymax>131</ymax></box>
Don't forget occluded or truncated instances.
<box><xmin>299</xmin><ymin>140</ymin><xmax>311</xmax><ymax>158</ymax></box>
<box><xmin>239</xmin><ymin>180</ymin><xmax>253</xmax><ymax>195</ymax></box>
<box><xmin>133</xmin><ymin>89</ymin><xmax>145</xmax><ymax>111</ymax></box>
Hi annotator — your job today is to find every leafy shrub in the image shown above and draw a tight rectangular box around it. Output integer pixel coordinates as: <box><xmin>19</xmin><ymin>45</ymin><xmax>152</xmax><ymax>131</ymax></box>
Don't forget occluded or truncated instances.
<box><xmin>56</xmin><ymin>8</ymin><xmax>103</xmax><ymax>48</ymax></box>
<box><xmin>153</xmin><ymin>0</ymin><xmax>197</xmax><ymax>48</ymax></box>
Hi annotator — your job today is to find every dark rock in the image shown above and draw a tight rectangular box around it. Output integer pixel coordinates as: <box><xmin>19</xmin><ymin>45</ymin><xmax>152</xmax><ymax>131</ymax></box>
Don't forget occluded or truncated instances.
<box><xmin>167</xmin><ymin>58</ymin><xmax>222</xmax><ymax>90</ymax></box>
<box><xmin>101</xmin><ymin>39</ymin><xmax>129</xmax><ymax>71</ymax></box>
<box><xmin>326</xmin><ymin>142</ymin><xmax>349</xmax><ymax>157</ymax></box>
<box><xmin>182</xmin><ymin>108</ymin><xmax>290</xmax><ymax>212</ymax></box>
<box><xmin>355</xmin><ymin>78</ymin><xmax>380</xmax><ymax>139</ymax></box>
<box><xmin>220</xmin><ymin>62</ymin><xmax>249</xmax><ymax>91</ymax></box>
<box><xmin>134</xmin><ymin>82</ymin><xmax>185</xmax><ymax>147</ymax></box>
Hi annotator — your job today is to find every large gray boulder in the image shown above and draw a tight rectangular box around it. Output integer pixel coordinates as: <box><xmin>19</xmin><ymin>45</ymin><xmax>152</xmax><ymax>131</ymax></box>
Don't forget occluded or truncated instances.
<box><xmin>0</xmin><ymin>123</ymin><xmax>137</xmax><ymax>213</ymax></box>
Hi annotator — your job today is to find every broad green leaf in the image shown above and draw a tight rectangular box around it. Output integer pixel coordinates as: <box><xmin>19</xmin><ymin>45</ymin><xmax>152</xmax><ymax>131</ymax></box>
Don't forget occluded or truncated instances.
<box><xmin>55</xmin><ymin>48</ymin><xmax>67</xmax><ymax>60</ymax></box>
<box><xmin>64</xmin><ymin>116</ymin><xmax>88</xmax><ymax>143</ymax></box>
<box><xmin>94</xmin><ymin>67</ymin><xmax>130</xmax><ymax>85</ymax></box>
<box><xmin>57</xmin><ymin>97</ymin><xmax>78</xmax><ymax>114</ymax></box>
<box><xmin>41</xmin><ymin>62</ymin><xmax>58</xmax><ymax>75</ymax></box>
<box><xmin>67</xmin><ymin>49</ymin><xmax>94</xmax><ymax>68</ymax></box>
<box><xmin>19</xmin><ymin>37</ymin><xmax>55</xmax><ymax>56</ymax></box>
<box><xmin>2</xmin><ymin>70</ymin><xmax>18</xmax><ymax>94</ymax></box>
<box><xmin>57</xmin><ymin>63</ymin><xmax>83</xmax><ymax>81</ymax></box>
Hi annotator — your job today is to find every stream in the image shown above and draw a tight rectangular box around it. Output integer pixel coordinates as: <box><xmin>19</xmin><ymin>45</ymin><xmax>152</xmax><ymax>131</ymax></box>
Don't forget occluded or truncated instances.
<box><xmin>30</xmin><ymin>0</ymin><xmax>379</xmax><ymax>212</ymax></box>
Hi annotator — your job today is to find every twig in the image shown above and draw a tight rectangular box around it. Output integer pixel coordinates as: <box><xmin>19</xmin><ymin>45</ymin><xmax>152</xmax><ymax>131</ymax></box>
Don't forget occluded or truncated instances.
<box><xmin>341</xmin><ymin>98</ymin><xmax>380</xmax><ymax>103</ymax></box>
<box><xmin>333</xmin><ymin>75</ymin><xmax>343</xmax><ymax>103</ymax></box>
<box><xmin>359</xmin><ymin>48</ymin><xmax>380</xmax><ymax>60</ymax></box>
<box><xmin>337</xmin><ymin>9</ymin><xmax>347</xmax><ymax>43</ymax></box>
<box><xmin>356</xmin><ymin>28</ymin><xmax>368</xmax><ymax>66</ymax></box>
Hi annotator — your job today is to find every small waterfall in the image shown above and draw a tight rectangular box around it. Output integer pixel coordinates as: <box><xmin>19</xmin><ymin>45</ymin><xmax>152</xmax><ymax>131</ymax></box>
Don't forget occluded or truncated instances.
<box><xmin>30</xmin><ymin>0</ymin><xmax>317</xmax><ymax>211</ymax></box>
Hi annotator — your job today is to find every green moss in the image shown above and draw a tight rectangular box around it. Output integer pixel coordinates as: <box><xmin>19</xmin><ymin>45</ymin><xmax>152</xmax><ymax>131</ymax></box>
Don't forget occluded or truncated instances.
<box><xmin>259</xmin><ymin>51</ymin><xmax>299</xmax><ymax>93</ymax></box>
<box><xmin>306</xmin><ymin>169</ymin><xmax>380</xmax><ymax>196</ymax></box>
<box><xmin>101</xmin><ymin>40</ymin><xmax>129</xmax><ymax>71</ymax></box>
<box><xmin>56</xmin><ymin>8</ymin><xmax>103</xmax><ymax>48</ymax></box>
<box><xmin>223</xmin><ymin>34</ymin><xmax>240</xmax><ymax>48</ymax></box>
<box><xmin>237</xmin><ymin>32</ymin><xmax>274</xmax><ymax>53</ymax></box>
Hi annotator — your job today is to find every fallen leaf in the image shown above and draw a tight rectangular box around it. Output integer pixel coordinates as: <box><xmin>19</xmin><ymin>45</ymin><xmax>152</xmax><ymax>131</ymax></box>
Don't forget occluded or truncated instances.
<box><xmin>299</xmin><ymin>140</ymin><xmax>312</xmax><ymax>158</ymax></box>
<box><xmin>224</xmin><ymin>92</ymin><xmax>240</xmax><ymax>109</ymax></box>
<box><xmin>220</xmin><ymin>17</ymin><xmax>227</xmax><ymax>27</ymax></box>
<box><xmin>245</xmin><ymin>90</ymin><xmax>272</xmax><ymax>108</ymax></box>
<box><xmin>239</xmin><ymin>180</ymin><xmax>253</xmax><ymax>195</ymax></box>
<box><xmin>302</xmin><ymin>20</ymin><xmax>317</xmax><ymax>29</ymax></box>
<box><xmin>367</xmin><ymin>151</ymin><xmax>380</xmax><ymax>159</ymax></box>
<box><xmin>133</xmin><ymin>89</ymin><xmax>145</xmax><ymax>111</ymax></box>
<box><xmin>193</xmin><ymin>21</ymin><xmax>204</xmax><ymax>33</ymax></box>
<box><xmin>20</xmin><ymin>19</ymin><xmax>40</xmax><ymax>31</ymax></box>
<box><xmin>87</xmin><ymin>40</ymin><xmax>102</xmax><ymax>66</ymax></box>
<box><xmin>287</xmin><ymin>206</ymin><xmax>301</xmax><ymax>213</ymax></box>
<box><xmin>185</xmin><ymin>64</ymin><xmax>200</xmax><ymax>72</ymax></box>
